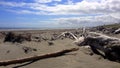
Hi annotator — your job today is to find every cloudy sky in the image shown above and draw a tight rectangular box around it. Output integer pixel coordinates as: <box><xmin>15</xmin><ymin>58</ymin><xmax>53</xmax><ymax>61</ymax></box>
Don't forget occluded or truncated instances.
<box><xmin>0</xmin><ymin>0</ymin><xmax>120</xmax><ymax>28</ymax></box>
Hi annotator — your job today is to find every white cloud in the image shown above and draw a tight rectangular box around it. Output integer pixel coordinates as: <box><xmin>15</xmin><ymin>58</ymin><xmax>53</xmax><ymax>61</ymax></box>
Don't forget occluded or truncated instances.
<box><xmin>24</xmin><ymin>0</ymin><xmax>120</xmax><ymax>16</ymax></box>
<box><xmin>84</xmin><ymin>0</ymin><xmax>101</xmax><ymax>2</ymax></box>
<box><xmin>0</xmin><ymin>0</ymin><xmax>120</xmax><ymax>15</ymax></box>
<box><xmin>0</xmin><ymin>1</ymin><xmax>26</xmax><ymax>7</ymax></box>
<box><xmin>7</xmin><ymin>9</ymin><xmax>48</xmax><ymax>15</ymax></box>
<box><xmin>34</xmin><ymin>0</ymin><xmax>61</xmax><ymax>3</ymax></box>
<box><xmin>0</xmin><ymin>0</ymin><xmax>119</xmax><ymax>27</ymax></box>
<box><xmin>53</xmin><ymin>15</ymin><xmax>120</xmax><ymax>27</ymax></box>
<box><xmin>67</xmin><ymin>0</ymin><xmax>73</xmax><ymax>5</ymax></box>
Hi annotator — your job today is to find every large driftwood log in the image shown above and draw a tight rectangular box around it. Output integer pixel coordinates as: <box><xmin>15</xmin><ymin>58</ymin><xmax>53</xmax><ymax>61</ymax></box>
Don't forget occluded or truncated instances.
<box><xmin>0</xmin><ymin>48</ymin><xmax>79</xmax><ymax>66</ymax></box>
<box><xmin>59</xmin><ymin>30</ymin><xmax>120</xmax><ymax>61</ymax></box>
<box><xmin>75</xmin><ymin>32</ymin><xmax>120</xmax><ymax>61</ymax></box>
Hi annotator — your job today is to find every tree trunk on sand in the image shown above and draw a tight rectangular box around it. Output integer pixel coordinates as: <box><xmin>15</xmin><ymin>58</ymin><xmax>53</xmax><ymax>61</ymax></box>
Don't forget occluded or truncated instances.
<box><xmin>82</xmin><ymin>32</ymin><xmax>120</xmax><ymax>61</ymax></box>
<box><xmin>0</xmin><ymin>48</ymin><xmax>79</xmax><ymax>66</ymax></box>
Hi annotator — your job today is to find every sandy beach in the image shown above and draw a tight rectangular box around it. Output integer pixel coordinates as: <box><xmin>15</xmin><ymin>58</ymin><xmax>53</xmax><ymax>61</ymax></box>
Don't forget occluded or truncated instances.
<box><xmin>0</xmin><ymin>29</ymin><xmax>120</xmax><ymax>68</ymax></box>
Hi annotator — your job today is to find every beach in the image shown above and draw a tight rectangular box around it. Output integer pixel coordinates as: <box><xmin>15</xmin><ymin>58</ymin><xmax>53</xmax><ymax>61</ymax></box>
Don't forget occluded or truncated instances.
<box><xmin>0</xmin><ymin>28</ymin><xmax>120</xmax><ymax>68</ymax></box>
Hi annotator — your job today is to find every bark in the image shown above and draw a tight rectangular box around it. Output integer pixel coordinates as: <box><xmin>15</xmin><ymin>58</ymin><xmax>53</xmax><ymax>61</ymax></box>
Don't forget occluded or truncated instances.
<box><xmin>0</xmin><ymin>48</ymin><xmax>79</xmax><ymax>66</ymax></box>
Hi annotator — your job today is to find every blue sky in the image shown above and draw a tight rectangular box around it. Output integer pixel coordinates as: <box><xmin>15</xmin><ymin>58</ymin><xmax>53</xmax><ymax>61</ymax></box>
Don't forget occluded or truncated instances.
<box><xmin>0</xmin><ymin>0</ymin><xmax>120</xmax><ymax>28</ymax></box>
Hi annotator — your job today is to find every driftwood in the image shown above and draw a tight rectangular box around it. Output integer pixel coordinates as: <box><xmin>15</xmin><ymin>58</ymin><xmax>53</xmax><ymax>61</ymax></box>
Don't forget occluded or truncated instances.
<box><xmin>58</xmin><ymin>29</ymin><xmax>120</xmax><ymax>61</ymax></box>
<box><xmin>114</xmin><ymin>28</ymin><xmax>120</xmax><ymax>34</ymax></box>
<box><xmin>0</xmin><ymin>48</ymin><xmax>79</xmax><ymax>66</ymax></box>
<box><xmin>57</xmin><ymin>31</ymin><xmax>78</xmax><ymax>40</ymax></box>
<box><xmin>76</xmin><ymin>32</ymin><xmax>120</xmax><ymax>61</ymax></box>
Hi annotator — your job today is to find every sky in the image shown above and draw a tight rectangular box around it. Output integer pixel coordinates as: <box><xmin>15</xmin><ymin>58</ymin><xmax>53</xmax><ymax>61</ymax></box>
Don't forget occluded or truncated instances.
<box><xmin>0</xmin><ymin>0</ymin><xmax>120</xmax><ymax>28</ymax></box>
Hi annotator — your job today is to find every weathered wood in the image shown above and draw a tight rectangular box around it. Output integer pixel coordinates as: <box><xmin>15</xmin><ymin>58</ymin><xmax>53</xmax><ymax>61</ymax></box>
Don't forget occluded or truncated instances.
<box><xmin>88</xmin><ymin>32</ymin><xmax>120</xmax><ymax>46</ymax></box>
<box><xmin>57</xmin><ymin>32</ymin><xmax>78</xmax><ymax>40</ymax></box>
<box><xmin>78</xmin><ymin>32</ymin><xmax>120</xmax><ymax>61</ymax></box>
<box><xmin>57</xmin><ymin>31</ymin><xmax>120</xmax><ymax>61</ymax></box>
<box><xmin>0</xmin><ymin>48</ymin><xmax>79</xmax><ymax>66</ymax></box>
<box><xmin>114</xmin><ymin>28</ymin><xmax>120</xmax><ymax>34</ymax></box>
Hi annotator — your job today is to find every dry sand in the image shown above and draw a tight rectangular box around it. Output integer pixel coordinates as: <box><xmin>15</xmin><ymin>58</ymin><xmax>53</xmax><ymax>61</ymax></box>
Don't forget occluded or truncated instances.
<box><xmin>0</xmin><ymin>29</ymin><xmax>120</xmax><ymax>68</ymax></box>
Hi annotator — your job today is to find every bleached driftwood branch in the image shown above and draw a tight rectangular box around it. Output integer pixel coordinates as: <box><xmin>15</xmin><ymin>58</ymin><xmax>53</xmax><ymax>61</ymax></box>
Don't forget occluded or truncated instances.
<box><xmin>114</xmin><ymin>28</ymin><xmax>120</xmax><ymax>34</ymax></box>
<box><xmin>0</xmin><ymin>48</ymin><xmax>79</xmax><ymax>66</ymax></box>
<box><xmin>57</xmin><ymin>31</ymin><xmax>78</xmax><ymax>40</ymax></box>
<box><xmin>57</xmin><ymin>27</ymin><xmax>87</xmax><ymax>40</ymax></box>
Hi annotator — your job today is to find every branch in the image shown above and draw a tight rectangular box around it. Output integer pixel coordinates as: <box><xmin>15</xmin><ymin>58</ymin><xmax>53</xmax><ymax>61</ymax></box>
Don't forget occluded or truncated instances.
<box><xmin>0</xmin><ymin>48</ymin><xmax>79</xmax><ymax>66</ymax></box>
<box><xmin>114</xmin><ymin>28</ymin><xmax>120</xmax><ymax>34</ymax></box>
<box><xmin>89</xmin><ymin>32</ymin><xmax>120</xmax><ymax>41</ymax></box>
<box><xmin>69</xmin><ymin>32</ymin><xmax>78</xmax><ymax>40</ymax></box>
<box><xmin>57</xmin><ymin>32</ymin><xmax>78</xmax><ymax>40</ymax></box>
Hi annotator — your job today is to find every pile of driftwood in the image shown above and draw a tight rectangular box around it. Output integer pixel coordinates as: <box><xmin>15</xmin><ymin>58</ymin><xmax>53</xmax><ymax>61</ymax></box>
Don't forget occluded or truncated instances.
<box><xmin>58</xmin><ymin>29</ymin><xmax>120</xmax><ymax>62</ymax></box>
<box><xmin>91</xmin><ymin>26</ymin><xmax>120</xmax><ymax>34</ymax></box>
<box><xmin>4</xmin><ymin>32</ymin><xmax>31</xmax><ymax>43</ymax></box>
